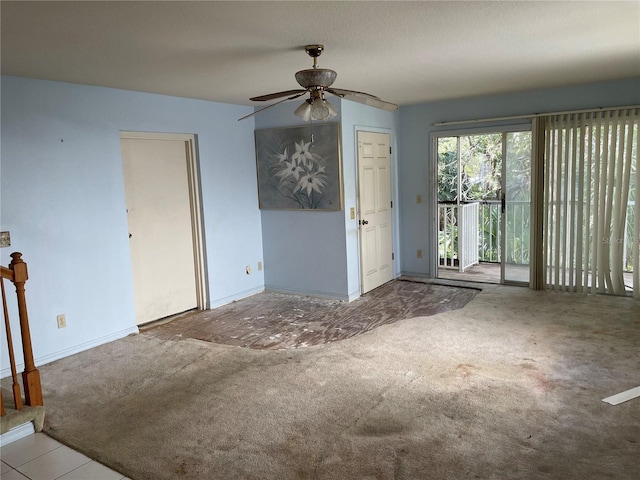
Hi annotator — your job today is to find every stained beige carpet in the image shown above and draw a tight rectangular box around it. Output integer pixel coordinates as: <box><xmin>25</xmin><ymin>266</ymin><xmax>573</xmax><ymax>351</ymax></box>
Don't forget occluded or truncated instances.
<box><xmin>32</xmin><ymin>285</ymin><xmax>640</xmax><ymax>480</ymax></box>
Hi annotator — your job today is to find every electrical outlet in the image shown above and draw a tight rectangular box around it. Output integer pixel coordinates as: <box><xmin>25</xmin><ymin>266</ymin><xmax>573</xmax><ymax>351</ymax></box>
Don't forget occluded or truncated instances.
<box><xmin>417</xmin><ymin>249</ymin><xmax>423</xmax><ymax>258</ymax></box>
<box><xmin>57</xmin><ymin>314</ymin><xmax>66</xmax><ymax>329</ymax></box>
<box><xmin>257</xmin><ymin>261</ymin><xmax>263</xmax><ymax>271</ymax></box>
<box><xmin>246</xmin><ymin>265</ymin><xmax>252</xmax><ymax>275</ymax></box>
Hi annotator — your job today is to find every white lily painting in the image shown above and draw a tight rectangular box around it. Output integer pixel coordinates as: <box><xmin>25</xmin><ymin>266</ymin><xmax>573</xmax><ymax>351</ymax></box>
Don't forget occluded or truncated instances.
<box><xmin>255</xmin><ymin>123</ymin><xmax>342</xmax><ymax>210</ymax></box>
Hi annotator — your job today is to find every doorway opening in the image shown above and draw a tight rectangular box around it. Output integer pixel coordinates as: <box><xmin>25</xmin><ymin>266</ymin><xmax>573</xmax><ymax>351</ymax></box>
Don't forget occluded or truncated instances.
<box><xmin>435</xmin><ymin>130</ymin><xmax>532</xmax><ymax>285</ymax></box>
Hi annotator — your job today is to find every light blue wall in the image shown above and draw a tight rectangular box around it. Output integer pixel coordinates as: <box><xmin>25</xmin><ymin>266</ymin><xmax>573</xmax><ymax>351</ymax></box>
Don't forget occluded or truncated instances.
<box><xmin>398</xmin><ymin>77</ymin><xmax>640</xmax><ymax>277</ymax></box>
<box><xmin>1</xmin><ymin>76</ymin><xmax>264</xmax><ymax>372</ymax></box>
<box><xmin>255</xmin><ymin>98</ymin><xmax>398</xmax><ymax>300</ymax></box>
<box><xmin>255</xmin><ymin>100</ymin><xmax>349</xmax><ymax>299</ymax></box>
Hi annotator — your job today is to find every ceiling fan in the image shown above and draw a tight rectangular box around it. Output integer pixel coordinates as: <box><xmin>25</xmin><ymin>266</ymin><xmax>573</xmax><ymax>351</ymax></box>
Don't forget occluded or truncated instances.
<box><xmin>239</xmin><ymin>44</ymin><xmax>398</xmax><ymax>121</ymax></box>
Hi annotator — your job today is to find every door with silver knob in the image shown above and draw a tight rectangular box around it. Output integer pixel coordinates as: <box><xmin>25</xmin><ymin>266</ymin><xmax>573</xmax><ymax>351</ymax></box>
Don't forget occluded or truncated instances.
<box><xmin>357</xmin><ymin>131</ymin><xmax>393</xmax><ymax>294</ymax></box>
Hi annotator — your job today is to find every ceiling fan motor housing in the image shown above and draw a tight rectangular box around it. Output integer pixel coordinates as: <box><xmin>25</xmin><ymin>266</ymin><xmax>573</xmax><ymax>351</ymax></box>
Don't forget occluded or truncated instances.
<box><xmin>295</xmin><ymin>69</ymin><xmax>337</xmax><ymax>89</ymax></box>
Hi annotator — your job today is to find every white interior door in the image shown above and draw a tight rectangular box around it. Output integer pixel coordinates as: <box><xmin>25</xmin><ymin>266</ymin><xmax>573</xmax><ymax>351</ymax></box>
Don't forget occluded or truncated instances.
<box><xmin>358</xmin><ymin>131</ymin><xmax>393</xmax><ymax>294</ymax></box>
<box><xmin>121</xmin><ymin>136</ymin><xmax>198</xmax><ymax>325</ymax></box>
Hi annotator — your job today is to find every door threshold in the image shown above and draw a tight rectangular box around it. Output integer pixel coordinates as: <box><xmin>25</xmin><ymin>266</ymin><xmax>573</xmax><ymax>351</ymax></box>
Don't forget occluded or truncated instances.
<box><xmin>399</xmin><ymin>276</ymin><xmax>483</xmax><ymax>291</ymax></box>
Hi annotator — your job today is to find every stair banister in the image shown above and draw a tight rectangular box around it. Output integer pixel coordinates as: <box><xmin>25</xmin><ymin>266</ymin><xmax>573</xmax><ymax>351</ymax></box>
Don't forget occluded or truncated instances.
<box><xmin>1</xmin><ymin>252</ymin><xmax>44</xmax><ymax>414</ymax></box>
<box><xmin>1</xmin><ymin>271</ymin><xmax>24</xmax><ymax>412</ymax></box>
<box><xmin>9</xmin><ymin>252</ymin><xmax>43</xmax><ymax>407</ymax></box>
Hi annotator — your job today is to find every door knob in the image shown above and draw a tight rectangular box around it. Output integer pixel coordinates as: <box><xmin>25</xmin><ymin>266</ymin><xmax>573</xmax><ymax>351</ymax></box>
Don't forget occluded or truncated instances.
<box><xmin>360</xmin><ymin>220</ymin><xmax>369</xmax><ymax>225</ymax></box>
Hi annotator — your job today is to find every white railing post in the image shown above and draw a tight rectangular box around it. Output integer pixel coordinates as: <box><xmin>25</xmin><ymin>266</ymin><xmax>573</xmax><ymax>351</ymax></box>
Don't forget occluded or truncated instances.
<box><xmin>459</xmin><ymin>202</ymin><xmax>479</xmax><ymax>272</ymax></box>
<box><xmin>438</xmin><ymin>204</ymin><xmax>458</xmax><ymax>269</ymax></box>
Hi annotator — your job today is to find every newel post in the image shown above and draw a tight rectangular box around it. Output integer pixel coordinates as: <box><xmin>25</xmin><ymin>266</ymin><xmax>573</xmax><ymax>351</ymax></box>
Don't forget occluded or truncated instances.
<box><xmin>9</xmin><ymin>252</ymin><xmax>43</xmax><ymax>406</ymax></box>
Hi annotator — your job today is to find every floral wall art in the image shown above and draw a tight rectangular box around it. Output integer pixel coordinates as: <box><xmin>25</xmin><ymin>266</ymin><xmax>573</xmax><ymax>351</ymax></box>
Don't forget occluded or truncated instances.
<box><xmin>255</xmin><ymin>123</ymin><xmax>343</xmax><ymax>210</ymax></box>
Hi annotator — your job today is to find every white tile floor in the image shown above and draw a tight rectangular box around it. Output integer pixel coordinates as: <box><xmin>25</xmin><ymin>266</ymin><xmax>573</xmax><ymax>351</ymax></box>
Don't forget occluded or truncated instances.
<box><xmin>0</xmin><ymin>433</ymin><xmax>129</xmax><ymax>480</ymax></box>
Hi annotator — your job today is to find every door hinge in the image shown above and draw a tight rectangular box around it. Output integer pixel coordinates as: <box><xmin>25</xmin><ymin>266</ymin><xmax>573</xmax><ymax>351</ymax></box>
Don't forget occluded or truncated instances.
<box><xmin>391</xmin><ymin>201</ymin><xmax>393</xmax><ymax>208</ymax></box>
<box><xmin>392</xmin><ymin>252</ymin><xmax>395</xmax><ymax>260</ymax></box>
<box><xmin>389</xmin><ymin>146</ymin><xmax>392</xmax><ymax>154</ymax></box>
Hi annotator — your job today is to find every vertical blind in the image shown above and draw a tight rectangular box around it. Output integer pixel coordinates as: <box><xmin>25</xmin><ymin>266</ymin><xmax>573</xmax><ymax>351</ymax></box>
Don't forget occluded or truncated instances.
<box><xmin>543</xmin><ymin>108</ymin><xmax>639</xmax><ymax>297</ymax></box>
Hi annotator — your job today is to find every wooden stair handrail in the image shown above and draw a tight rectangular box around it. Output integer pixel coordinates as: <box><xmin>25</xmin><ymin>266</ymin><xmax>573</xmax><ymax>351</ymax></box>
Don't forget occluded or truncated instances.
<box><xmin>0</xmin><ymin>265</ymin><xmax>11</xmax><ymax>416</ymax></box>
<box><xmin>2</xmin><ymin>273</ymin><xmax>24</xmax><ymax>413</ymax></box>
<box><xmin>1</xmin><ymin>252</ymin><xmax>43</xmax><ymax>414</ymax></box>
<box><xmin>0</xmin><ymin>265</ymin><xmax>14</xmax><ymax>280</ymax></box>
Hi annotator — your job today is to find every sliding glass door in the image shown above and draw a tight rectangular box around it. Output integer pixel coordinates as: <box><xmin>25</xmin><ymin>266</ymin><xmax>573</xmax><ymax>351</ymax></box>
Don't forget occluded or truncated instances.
<box><xmin>504</xmin><ymin>131</ymin><xmax>532</xmax><ymax>283</ymax></box>
<box><xmin>436</xmin><ymin>129</ymin><xmax>532</xmax><ymax>285</ymax></box>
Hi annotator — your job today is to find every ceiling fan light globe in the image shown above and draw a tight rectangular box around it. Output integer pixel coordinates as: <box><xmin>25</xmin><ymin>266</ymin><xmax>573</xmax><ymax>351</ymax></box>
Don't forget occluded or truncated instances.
<box><xmin>310</xmin><ymin>102</ymin><xmax>330</xmax><ymax>121</ymax></box>
<box><xmin>310</xmin><ymin>98</ymin><xmax>337</xmax><ymax>121</ymax></box>
<box><xmin>326</xmin><ymin>100</ymin><xmax>338</xmax><ymax>119</ymax></box>
<box><xmin>294</xmin><ymin>100</ymin><xmax>312</xmax><ymax>121</ymax></box>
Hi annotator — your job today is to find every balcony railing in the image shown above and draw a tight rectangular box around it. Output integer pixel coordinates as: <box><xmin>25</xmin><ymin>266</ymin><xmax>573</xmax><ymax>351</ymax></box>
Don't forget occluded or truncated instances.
<box><xmin>478</xmin><ymin>200</ymin><xmax>531</xmax><ymax>265</ymax></box>
<box><xmin>438</xmin><ymin>202</ymin><xmax>480</xmax><ymax>272</ymax></box>
<box><xmin>438</xmin><ymin>200</ymin><xmax>636</xmax><ymax>275</ymax></box>
<box><xmin>439</xmin><ymin>201</ymin><xmax>523</xmax><ymax>270</ymax></box>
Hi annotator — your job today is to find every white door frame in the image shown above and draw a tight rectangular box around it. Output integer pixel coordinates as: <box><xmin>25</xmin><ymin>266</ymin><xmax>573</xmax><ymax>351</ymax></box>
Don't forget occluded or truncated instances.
<box><xmin>120</xmin><ymin>131</ymin><xmax>208</xmax><ymax>311</ymax></box>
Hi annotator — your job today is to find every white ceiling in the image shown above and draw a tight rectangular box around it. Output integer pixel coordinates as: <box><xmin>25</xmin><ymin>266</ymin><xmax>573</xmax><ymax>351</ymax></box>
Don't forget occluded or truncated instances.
<box><xmin>2</xmin><ymin>1</ymin><xmax>639</xmax><ymax>108</ymax></box>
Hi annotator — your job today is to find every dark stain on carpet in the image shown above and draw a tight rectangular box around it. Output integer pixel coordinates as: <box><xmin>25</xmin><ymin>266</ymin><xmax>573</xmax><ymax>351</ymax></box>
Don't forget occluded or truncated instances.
<box><xmin>141</xmin><ymin>279</ymin><xmax>479</xmax><ymax>350</ymax></box>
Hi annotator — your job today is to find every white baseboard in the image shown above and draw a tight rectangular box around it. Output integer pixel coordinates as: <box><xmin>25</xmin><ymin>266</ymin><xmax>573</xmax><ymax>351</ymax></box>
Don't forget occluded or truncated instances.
<box><xmin>1</xmin><ymin>326</ymin><xmax>139</xmax><ymax>378</ymax></box>
<box><xmin>208</xmin><ymin>286</ymin><xmax>265</xmax><ymax>309</ymax></box>
<box><xmin>348</xmin><ymin>290</ymin><xmax>361</xmax><ymax>302</ymax></box>
<box><xmin>399</xmin><ymin>271</ymin><xmax>430</xmax><ymax>278</ymax></box>
<box><xmin>0</xmin><ymin>422</ymin><xmax>35</xmax><ymax>446</ymax></box>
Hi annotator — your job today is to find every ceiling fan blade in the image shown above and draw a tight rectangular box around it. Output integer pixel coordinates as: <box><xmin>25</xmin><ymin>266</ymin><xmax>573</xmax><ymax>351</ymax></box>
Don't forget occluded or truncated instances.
<box><xmin>327</xmin><ymin>88</ymin><xmax>398</xmax><ymax>112</ymax></box>
<box><xmin>250</xmin><ymin>89</ymin><xmax>307</xmax><ymax>102</ymax></box>
<box><xmin>238</xmin><ymin>92</ymin><xmax>307</xmax><ymax>121</ymax></box>
<box><xmin>327</xmin><ymin>87</ymin><xmax>380</xmax><ymax>100</ymax></box>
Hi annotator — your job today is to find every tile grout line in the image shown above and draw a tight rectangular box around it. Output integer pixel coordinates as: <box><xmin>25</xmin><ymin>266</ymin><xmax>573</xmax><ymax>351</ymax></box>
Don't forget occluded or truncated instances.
<box><xmin>51</xmin><ymin>457</ymin><xmax>95</xmax><ymax>480</ymax></box>
<box><xmin>4</xmin><ymin>444</ymin><xmax>63</xmax><ymax>469</ymax></box>
<box><xmin>3</xmin><ymin>435</ymin><xmax>126</xmax><ymax>480</ymax></box>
